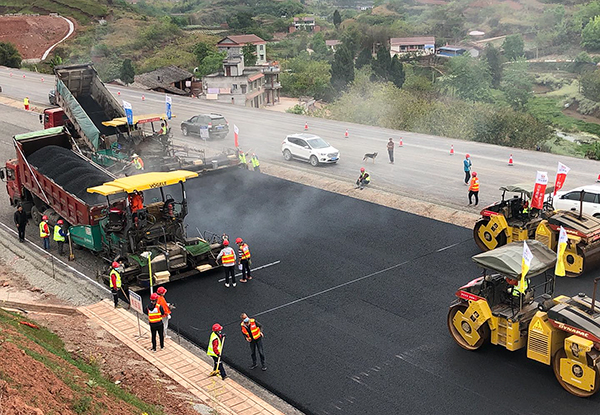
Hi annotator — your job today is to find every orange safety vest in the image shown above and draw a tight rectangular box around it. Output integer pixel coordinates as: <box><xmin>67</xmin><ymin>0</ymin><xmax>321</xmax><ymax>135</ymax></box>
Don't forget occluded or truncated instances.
<box><xmin>241</xmin><ymin>319</ymin><xmax>262</xmax><ymax>341</ymax></box>
<box><xmin>239</xmin><ymin>243</ymin><xmax>251</xmax><ymax>260</ymax></box>
<box><xmin>148</xmin><ymin>304</ymin><xmax>163</xmax><ymax>324</ymax></box>
<box><xmin>469</xmin><ymin>177</ymin><xmax>480</xmax><ymax>191</ymax></box>
<box><xmin>157</xmin><ymin>295</ymin><xmax>171</xmax><ymax>315</ymax></box>
<box><xmin>221</xmin><ymin>248</ymin><xmax>235</xmax><ymax>265</ymax></box>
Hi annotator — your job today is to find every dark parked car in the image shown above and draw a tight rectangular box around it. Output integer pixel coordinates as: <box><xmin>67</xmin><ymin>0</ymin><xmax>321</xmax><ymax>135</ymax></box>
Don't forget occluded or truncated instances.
<box><xmin>180</xmin><ymin>113</ymin><xmax>229</xmax><ymax>139</ymax></box>
<box><xmin>49</xmin><ymin>90</ymin><xmax>57</xmax><ymax>105</ymax></box>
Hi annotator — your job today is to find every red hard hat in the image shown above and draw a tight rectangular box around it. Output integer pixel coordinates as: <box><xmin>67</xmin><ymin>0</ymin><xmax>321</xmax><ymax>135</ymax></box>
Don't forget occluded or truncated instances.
<box><xmin>235</xmin><ymin>237</ymin><xmax>243</xmax><ymax>244</ymax></box>
<box><xmin>223</xmin><ymin>239</ymin><xmax>229</xmax><ymax>246</ymax></box>
<box><xmin>465</xmin><ymin>153</ymin><xmax>470</xmax><ymax>158</ymax></box>
<box><xmin>157</xmin><ymin>286</ymin><xmax>167</xmax><ymax>295</ymax></box>
<box><xmin>360</xmin><ymin>167</ymin><xmax>365</xmax><ymax>172</ymax></box>
<box><xmin>150</xmin><ymin>293</ymin><xmax>159</xmax><ymax>301</ymax></box>
<box><xmin>212</xmin><ymin>323</ymin><xmax>223</xmax><ymax>332</ymax></box>
<box><xmin>42</xmin><ymin>215</ymin><xmax>48</xmax><ymax>220</ymax></box>
<box><xmin>112</xmin><ymin>261</ymin><xmax>119</xmax><ymax>268</ymax></box>
<box><xmin>57</xmin><ymin>219</ymin><xmax>64</xmax><ymax>225</ymax></box>
<box><xmin>472</xmin><ymin>171</ymin><xmax>477</xmax><ymax>177</ymax></box>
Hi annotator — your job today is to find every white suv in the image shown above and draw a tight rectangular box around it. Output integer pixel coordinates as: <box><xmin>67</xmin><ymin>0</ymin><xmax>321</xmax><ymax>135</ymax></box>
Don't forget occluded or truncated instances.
<box><xmin>281</xmin><ymin>133</ymin><xmax>340</xmax><ymax>167</ymax></box>
<box><xmin>553</xmin><ymin>185</ymin><xmax>600</xmax><ymax>217</ymax></box>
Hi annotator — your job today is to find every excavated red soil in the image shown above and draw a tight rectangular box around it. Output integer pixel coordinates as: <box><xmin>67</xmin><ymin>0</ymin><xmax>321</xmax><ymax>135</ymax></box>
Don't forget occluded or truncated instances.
<box><xmin>0</xmin><ymin>15</ymin><xmax>72</xmax><ymax>60</ymax></box>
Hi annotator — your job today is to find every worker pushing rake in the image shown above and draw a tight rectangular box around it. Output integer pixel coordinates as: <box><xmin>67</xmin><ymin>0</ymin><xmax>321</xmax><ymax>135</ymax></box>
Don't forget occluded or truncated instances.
<box><xmin>207</xmin><ymin>323</ymin><xmax>227</xmax><ymax>380</ymax></box>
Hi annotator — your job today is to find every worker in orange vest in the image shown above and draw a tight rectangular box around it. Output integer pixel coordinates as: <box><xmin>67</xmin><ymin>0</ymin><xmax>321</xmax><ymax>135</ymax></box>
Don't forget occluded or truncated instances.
<box><xmin>468</xmin><ymin>171</ymin><xmax>480</xmax><ymax>206</ymax></box>
<box><xmin>240</xmin><ymin>313</ymin><xmax>266</xmax><ymax>371</ymax></box>
<box><xmin>217</xmin><ymin>239</ymin><xmax>237</xmax><ymax>287</ymax></box>
<box><xmin>147</xmin><ymin>293</ymin><xmax>166</xmax><ymax>352</ymax></box>
<box><xmin>236</xmin><ymin>237</ymin><xmax>252</xmax><ymax>282</ymax></box>
<box><xmin>128</xmin><ymin>191</ymin><xmax>144</xmax><ymax>213</ymax></box>
<box><xmin>156</xmin><ymin>286</ymin><xmax>172</xmax><ymax>338</ymax></box>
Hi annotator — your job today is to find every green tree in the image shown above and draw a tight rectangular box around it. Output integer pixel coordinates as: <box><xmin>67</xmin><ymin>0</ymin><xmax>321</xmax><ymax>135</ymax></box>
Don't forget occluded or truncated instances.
<box><xmin>371</xmin><ymin>45</ymin><xmax>391</xmax><ymax>81</ymax></box>
<box><xmin>195</xmin><ymin>51</ymin><xmax>226</xmax><ymax>77</ymax></box>
<box><xmin>193</xmin><ymin>42</ymin><xmax>213</xmax><ymax>64</ymax></box>
<box><xmin>582</xmin><ymin>16</ymin><xmax>600</xmax><ymax>50</ymax></box>
<box><xmin>581</xmin><ymin>69</ymin><xmax>600</xmax><ymax>101</ymax></box>
<box><xmin>310</xmin><ymin>33</ymin><xmax>329</xmax><ymax>60</ymax></box>
<box><xmin>483</xmin><ymin>43</ymin><xmax>503</xmax><ymax>88</ymax></box>
<box><xmin>574</xmin><ymin>1</ymin><xmax>600</xmax><ymax>29</ymax></box>
<box><xmin>333</xmin><ymin>9</ymin><xmax>342</xmax><ymax>29</ymax></box>
<box><xmin>389</xmin><ymin>55</ymin><xmax>405</xmax><ymax>89</ymax></box>
<box><xmin>227</xmin><ymin>11</ymin><xmax>254</xmax><ymax>30</ymax></box>
<box><xmin>440</xmin><ymin>55</ymin><xmax>491</xmax><ymax>102</ymax></box>
<box><xmin>502</xmin><ymin>34</ymin><xmax>524</xmax><ymax>60</ymax></box>
<box><xmin>280</xmin><ymin>56</ymin><xmax>331</xmax><ymax>99</ymax></box>
<box><xmin>501</xmin><ymin>59</ymin><xmax>533</xmax><ymax>110</ymax></box>
<box><xmin>0</xmin><ymin>42</ymin><xmax>21</xmax><ymax>68</ymax></box>
<box><xmin>243</xmin><ymin>44</ymin><xmax>257</xmax><ymax>66</ymax></box>
<box><xmin>355</xmin><ymin>48</ymin><xmax>372</xmax><ymax>70</ymax></box>
<box><xmin>330</xmin><ymin>44</ymin><xmax>355</xmax><ymax>92</ymax></box>
<box><xmin>340</xmin><ymin>26</ymin><xmax>362</xmax><ymax>58</ymax></box>
<box><xmin>120</xmin><ymin>59</ymin><xmax>135</xmax><ymax>85</ymax></box>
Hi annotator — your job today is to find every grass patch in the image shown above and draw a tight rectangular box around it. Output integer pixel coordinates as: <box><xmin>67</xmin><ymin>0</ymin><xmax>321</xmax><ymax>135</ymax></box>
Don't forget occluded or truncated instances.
<box><xmin>0</xmin><ymin>309</ymin><xmax>165</xmax><ymax>415</ymax></box>
<box><xmin>527</xmin><ymin>96</ymin><xmax>600</xmax><ymax>137</ymax></box>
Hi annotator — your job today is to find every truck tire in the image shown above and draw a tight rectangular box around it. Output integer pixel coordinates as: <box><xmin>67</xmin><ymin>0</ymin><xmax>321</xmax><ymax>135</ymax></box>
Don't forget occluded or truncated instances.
<box><xmin>30</xmin><ymin>206</ymin><xmax>41</xmax><ymax>225</ymax></box>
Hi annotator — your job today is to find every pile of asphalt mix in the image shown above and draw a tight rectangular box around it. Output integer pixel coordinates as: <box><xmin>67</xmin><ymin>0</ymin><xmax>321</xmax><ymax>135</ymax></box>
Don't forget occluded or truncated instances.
<box><xmin>27</xmin><ymin>145</ymin><xmax>112</xmax><ymax>205</ymax></box>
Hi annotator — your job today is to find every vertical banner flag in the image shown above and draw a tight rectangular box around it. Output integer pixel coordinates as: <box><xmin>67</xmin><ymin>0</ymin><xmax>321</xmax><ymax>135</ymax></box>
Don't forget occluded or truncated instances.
<box><xmin>555</xmin><ymin>226</ymin><xmax>568</xmax><ymax>277</ymax></box>
<box><xmin>531</xmin><ymin>171</ymin><xmax>548</xmax><ymax>210</ymax></box>
<box><xmin>553</xmin><ymin>162</ymin><xmax>570</xmax><ymax>196</ymax></box>
<box><xmin>521</xmin><ymin>240</ymin><xmax>533</xmax><ymax>284</ymax></box>
<box><xmin>123</xmin><ymin>100</ymin><xmax>133</xmax><ymax>126</ymax></box>
<box><xmin>234</xmin><ymin>124</ymin><xmax>239</xmax><ymax>148</ymax></box>
<box><xmin>165</xmin><ymin>95</ymin><xmax>172</xmax><ymax>120</ymax></box>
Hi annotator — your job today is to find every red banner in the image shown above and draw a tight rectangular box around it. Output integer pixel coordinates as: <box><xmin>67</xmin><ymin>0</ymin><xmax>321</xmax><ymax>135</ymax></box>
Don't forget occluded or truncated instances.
<box><xmin>234</xmin><ymin>124</ymin><xmax>239</xmax><ymax>148</ymax></box>
<box><xmin>553</xmin><ymin>162</ymin><xmax>570</xmax><ymax>196</ymax></box>
<box><xmin>531</xmin><ymin>171</ymin><xmax>548</xmax><ymax>209</ymax></box>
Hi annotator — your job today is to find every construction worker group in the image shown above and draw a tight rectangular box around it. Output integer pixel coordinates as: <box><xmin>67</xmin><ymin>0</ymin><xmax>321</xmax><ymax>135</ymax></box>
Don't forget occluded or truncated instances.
<box><xmin>216</xmin><ymin>237</ymin><xmax>252</xmax><ymax>287</ymax></box>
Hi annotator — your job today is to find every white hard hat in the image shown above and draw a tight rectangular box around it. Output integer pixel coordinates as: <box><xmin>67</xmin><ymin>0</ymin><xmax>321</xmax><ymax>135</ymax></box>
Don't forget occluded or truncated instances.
<box><xmin>132</xmin><ymin>153</ymin><xmax>138</xmax><ymax>158</ymax></box>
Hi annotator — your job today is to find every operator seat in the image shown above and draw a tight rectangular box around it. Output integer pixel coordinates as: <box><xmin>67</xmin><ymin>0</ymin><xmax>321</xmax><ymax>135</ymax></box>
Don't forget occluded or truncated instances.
<box><xmin>106</xmin><ymin>207</ymin><xmax>126</xmax><ymax>231</ymax></box>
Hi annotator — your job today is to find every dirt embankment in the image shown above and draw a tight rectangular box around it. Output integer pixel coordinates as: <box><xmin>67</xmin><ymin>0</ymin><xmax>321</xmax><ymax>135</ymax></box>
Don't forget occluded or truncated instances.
<box><xmin>0</xmin><ymin>15</ymin><xmax>73</xmax><ymax>60</ymax></box>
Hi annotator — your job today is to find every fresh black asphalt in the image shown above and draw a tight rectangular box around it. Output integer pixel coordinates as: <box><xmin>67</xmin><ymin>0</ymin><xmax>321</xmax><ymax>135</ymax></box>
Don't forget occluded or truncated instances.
<box><xmin>157</xmin><ymin>169</ymin><xmax>600</xmax><ymax>415</ymax></box>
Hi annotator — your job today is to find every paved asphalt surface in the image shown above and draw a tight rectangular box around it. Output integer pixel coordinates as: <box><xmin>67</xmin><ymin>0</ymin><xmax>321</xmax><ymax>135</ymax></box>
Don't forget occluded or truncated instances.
<box><xmin>2</xmin><ymin>70</ymin><xmax>600</xmax><ymax>414</ymax></box>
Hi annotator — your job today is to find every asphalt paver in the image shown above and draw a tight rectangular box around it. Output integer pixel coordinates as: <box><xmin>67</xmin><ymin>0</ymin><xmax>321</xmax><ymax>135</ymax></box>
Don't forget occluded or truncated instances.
<box><xmin>152</xmin><ymin>170</ymin><xmax>600</xmax><ymax>415</ymax></box>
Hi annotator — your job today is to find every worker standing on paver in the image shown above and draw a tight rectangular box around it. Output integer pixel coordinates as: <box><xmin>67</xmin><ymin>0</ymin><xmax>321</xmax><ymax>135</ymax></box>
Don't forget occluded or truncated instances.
<box><xmin>236</xmin><ymin>238</ymin><xmax>252</xmax><ymax>283</ymax></box>
<box><xmin>53</xmin><ymin>219</ymin><xmax>67</xmax><ymax>256</ymax></box>
<box><xmin>250</xmin><ymin>153</ymin><xmax>260</xmax><ymax>173</ymax></box>
<box><xmin>207</xmin><ymin>323</ymin><xmax>227</xmax><ymax>380</ymax></box>
<box><xmin>160</xmin><ymin>122</ymin><xmax>167</xmax><ymax>135</ymax></box>
<box><xmin>109</xmin><ymin>261</ymin><xmax>121</xmax><ymax>308</ymax></box>
<box><xmin>468</xmin><ymin>171</ymin><xmax>480</xmax><ymax>206</ymax></box>
<box><xmin>39</xmin><ymin>215</ymin><xmax>50</xmax><ymax>250</ymax></box>
<box><xmin>217</xmin><ymin>240</ymin><xmax>237</xmax><ymax>287</ymax></box>
<box><xmin>240</xmin><ymin>313</ymin><xmax>267</xmax><ymax>371</ymax></box>
<box><xmin>156</xmin><ymin>287</ymin><xmax>172</xmax><ymax>338</ymax></box>
<box><xmin>14</xmin><ymin>204</ymin><xmax>27</xmax><ymax>243</ymax></box>
<box><xmin>387</xmin><ymin>138</ymin><xmax>395</xmax><ymax>163</ymax></box>
<box><xmin>463</xmin><ymin>154</ymin><xmax>472</xmax><ymax>185</ymax></box>
<box><xmin>147</xmin><ymin>293</ymin><xmax>166</xmax><ymax>352</ymax></box>
<box><xmin>356</xmin><ymin>168</ymin><xmax>370</xmax><ymax>190</ymax></box>
<box><xmin>24</xmin><ymin>97</ymin><xmax>29</xmax><ymax>111</ymax></box>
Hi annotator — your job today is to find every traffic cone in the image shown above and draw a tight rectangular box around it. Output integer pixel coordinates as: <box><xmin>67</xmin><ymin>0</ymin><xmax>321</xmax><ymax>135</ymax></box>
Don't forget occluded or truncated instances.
<box><xmin>508</xmin><ymin>154</ymin><xmax>514</xmax><ymax>166</ymax></box>
<box><xmin>141</xmin><ymin>94</ymin><xmax>145</xmax><ymax>101</ymax></box>
<box><xmin>304</xmin><ymin>122</ymin><xmax>308</xmax><ymax>130</ymax></box>
<box><xmin>117</xmin><ymin>91</ymin><xmax>121</xmax><ymax>96</ymax></box>
<box><xmin>41</xmin><ymin>77</ymin><xmax>44</xmax><ymax>82</ymax></box>
<box><xmin>450</xmin><ymin>145</ymin><xmax>454</xmax><ymax>155</ymax></box>
<box><xmin>344</xmin><ymin>129</ymin><xmax>349</xmax><ymax>138</ymax></box>
<box><xmin>596</xmin><ymin>173</ymin><xmax>600</xmax><ymax>182</ymax></box>
<box><xmin>22</xmin><ymin>74</ymin><xmax>25</xmax><ymax>78</ymax></box>
<box><xmin>399</xmin><ymin>138</ymin><xmax>403</xmax><ymax>147</ymax></box>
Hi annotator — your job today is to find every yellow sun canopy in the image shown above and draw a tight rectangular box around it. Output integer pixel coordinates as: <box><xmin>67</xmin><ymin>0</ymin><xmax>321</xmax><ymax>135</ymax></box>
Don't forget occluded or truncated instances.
<box><xmin>102</xmin><ymin>113</ymin><xmax>175</xmax><ymax>127</ymax></box>
<box><xmin>87</xmin><ymin>171</ymin><xmax>198</xmax><ymax>196</ymax></box>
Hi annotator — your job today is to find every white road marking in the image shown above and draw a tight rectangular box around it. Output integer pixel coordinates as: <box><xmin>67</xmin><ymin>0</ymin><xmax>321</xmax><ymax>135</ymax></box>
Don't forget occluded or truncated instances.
<box><xmin>437</xmin><ymin>242</ymin><xmax>460</xmax><ymax>252</ymax></box>
<box><xmin>217</xmin><ymin>260</ymin><xmax>281</xmax><ymax>283</ymax></box>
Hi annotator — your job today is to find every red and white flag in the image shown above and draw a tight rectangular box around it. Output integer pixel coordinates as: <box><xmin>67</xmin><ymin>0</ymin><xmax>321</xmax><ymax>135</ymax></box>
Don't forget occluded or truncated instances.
<box><xmin>553</xmin><ymin>162</ymin><xmax>570</xmax><ymax>196</ymax></box>
<box><xmin>531</xmin><ymin>171</ymin><xmax>548</xmax><ymax>210</ymax></box>
<box><xmin>234</xmin><ymin>124</ymin><xmax>239</xmax><ymax>148</ymax></box>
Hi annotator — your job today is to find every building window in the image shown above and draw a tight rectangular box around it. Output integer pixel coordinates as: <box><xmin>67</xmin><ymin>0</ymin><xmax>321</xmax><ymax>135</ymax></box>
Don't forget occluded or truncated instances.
<box><xmin>241</xmin><ymin>85</ymin><xmax>247</xmax><ymax>94</ymax></box>
<box><xmin>260</xmin><ymin>54</ymin><xmax>264</xmax><ymax>61</ymax></box>
<box><xmin>260</xmin><ymin>45</ymin><xmax>264</xmax><ymax>50</ymax></box>
<box><xmin>232</xmin><ymin>84</ymin><xmax>238</xmax><ymax>90</ymax></box>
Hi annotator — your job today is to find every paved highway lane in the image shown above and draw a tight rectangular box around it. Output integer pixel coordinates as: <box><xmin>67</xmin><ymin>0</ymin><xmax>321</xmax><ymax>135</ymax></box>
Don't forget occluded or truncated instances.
<box><xmin>2</xmin><ymin>66</ymin><xmax>600</xmax><ymax>212</ymax></box>
<box><xmin>167</xmin><ymin>170</ymin><xmax>600</xmax><ymax>415</ymax></box>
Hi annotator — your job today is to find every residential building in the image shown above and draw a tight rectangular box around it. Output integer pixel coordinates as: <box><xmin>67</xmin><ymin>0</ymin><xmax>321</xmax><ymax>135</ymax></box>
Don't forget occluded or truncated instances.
<box><xmin>131</xmin><ymin>66</ymin><xmax>194</xmax><ymax>95</ymax></box>
<box><xmin>217</xmin><ymin>34</ymin><xmax>267</xmax><ymax>68</ymax></box>
<box><xmin>437</xmin><ymin>45</ymin><xmax>468</xmax><ymax>57</ymax></box>
<box><xmin>389</xmin><ymin>37</ymin><xmax>435</xmax><ymax>57</ymax></box>
<box><xmin>289</xmin><ymin>16</ymin><xmax>320</xmax><ymax>33</ymax></box>
<box><xmin>326</xmin><ymin>40</ymin><xmax>341</xmax><ymax>52</ymax></box>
